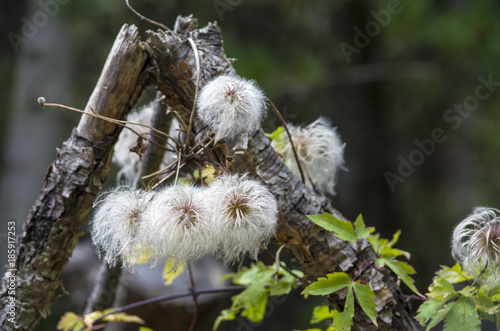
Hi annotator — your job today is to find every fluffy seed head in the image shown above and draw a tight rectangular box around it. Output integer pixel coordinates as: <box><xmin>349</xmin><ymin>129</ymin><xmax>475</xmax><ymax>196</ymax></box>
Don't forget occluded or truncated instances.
<box><xmin>113</xmin><ymin>103</ymin><xmax>176</xmax><ymax>183</ymax></box>
<box><xmin>37</xmin><ymin>97</ymin><xmax>46</xmax><ymax>105</ymax></box>
<box><xmin>206</xmin><ymin>174</ymin><xmax>278</xmax><ymax>264</ymax></box>
<box><xmin>91</xmin><ymin>186</ymin><xmax>154</xmax><ymax>271</ymax></box>
<box><xmin>142</xmin><ymin>185</ymin><xmax>212</xmax><ymax>268</ymax></box>
<box><xmin>197</xmin><ymin>75</ymin><xmax>266</xmax><ymax>142</ymax></box>
<box><xmin>271</xmin><ymin>117</ymin><xmax>345</xmax><ymax>195</ymax></box>
<box><xmin>452</xmin><ymin>207</ymin><xmax>500</xmax><ymax>285</ymax></box>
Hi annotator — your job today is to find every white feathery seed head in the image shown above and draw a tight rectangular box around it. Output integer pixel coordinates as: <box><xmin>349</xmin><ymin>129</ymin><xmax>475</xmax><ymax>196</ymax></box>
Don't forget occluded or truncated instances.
<box><xmin>271</xmin><ymin>117</ymin><xmax>345</xmax><ymax>195</ymax></box>
<box><xmin>197</xmin><ymin>75</ymin><xmax>266</xmax><ymax>142</ymax></box>
<box><xmin>452</xmin><ymin>207</ymin><xmax>500</xmax><ymax>286</ymax></box>
<box><xmin>91</xmin><ymin>186</ymin><xmax>154</xmax><ymax>271</ymax></box>
<box><xmin>206</xmin><ymin>174</ymin><xmax>278</xmax><ymax>265</ymax></box>
<box><xmin>113</xmin><ymin>104</ymin><xmax>176</xmax><ymax>183</ymax></box>
<box><xmin>142</xmin><ymin>185</ymin><xmax>213</xmax><ymax>268</ymax></box>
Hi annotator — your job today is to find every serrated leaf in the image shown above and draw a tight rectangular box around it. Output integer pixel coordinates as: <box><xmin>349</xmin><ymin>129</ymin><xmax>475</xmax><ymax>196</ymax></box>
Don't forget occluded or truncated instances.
<box><xmin>380</xmin><ymin>258</ymin><xmax>422</xmax><ymax>296</ymax></box>
<box><xmin>436</xmin><ymin>263</ymin><xmax>473</xmax><ymax>284</ymax></box>
<box><xmin>476</xmin><ymin>289</ymin><xmax>500</xmax><ymax>315</ymax></box>
<box><xmin>416</xmin><ymin>299</ymin><xmax>445</xmax><ymax>325</ymax></box>
<box><xmin>426</xmin><ymin>301</ymin><xmax>455</xmax><ymax>330</ymax></box>
<box><xmin>427</xmin><ymin>278</ymin><xmax>455</xmax><ymax>299</ymax></box>
<box><xmin>353</xmin><ymin>281</ymin><xmax>377</xmax><ymax>326</ymax></box>
<box><xmin>57</xmin><ymin>312</ymin><xmax>84</xmax><ymax>331</ymax></box>
<box><xmin>302</xmin><ymin>272</ymin><xmax>351</xmax><ymax>296</ymax></box>
<box><xmin>241</xmin><ymin>291</ymin><xmax>268</xmax><ymax>322</ymax></box>
<box><xmin>307</xmin><ymin>213</ymin><xmax>357</xmax><ymax>243</ymax></box>
<box><xmin>354</xmin><ymin>214</ymin><xmax>371</xmax><ymax>239</ymax></box>
<box><xmin>310</xmin><ymin>305</ymin><xmax>332</xmax><ymax>324</ymax></box>
<box><xmin>444</xmin><ymin>297</ymin><xmax>480</xmax><ymax>331</ymax></box>
<box><xmin>162</xmin><ymin>258</ymin><xmax>184</xmax><ymax>286</ymax></box>
<box><xmin>387</xmin><ymin>230</ymin><xmax>401</xmax><ymax>248</ymax></box>
<box><xmin>213</xmin><ymin>308</ymin><xmax>237</xmax><ymax>330</ymax></box>
<box><xmin>333</xmin><ymin>285</ymin><xmax>354</xmax><ymax>331</ymax></box>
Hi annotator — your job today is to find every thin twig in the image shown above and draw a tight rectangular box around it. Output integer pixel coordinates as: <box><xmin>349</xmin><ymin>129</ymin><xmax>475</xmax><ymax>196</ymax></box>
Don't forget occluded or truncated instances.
<box><xmin>184</xmin><ymin>37</ymin><xmax>201</xmax><ymax>150</ymax></box>
<box><xmin>125</xmin><ymin>0</ymin><xmax>170</xmax><ymax>31</ymax></box>
<box><xmin>187</xmin><ymin>265</ymin><xmax>198</xmax><ymax>331</ymax></box>
<box><xmin>265</xmin><ymin>98</ymin><xmax>305</xmax><ymax>184</ymax></box>
<box><xmin>88</xmin><ymin>285</ymin><xmax>246</xmax><ymax>329</ymax></box>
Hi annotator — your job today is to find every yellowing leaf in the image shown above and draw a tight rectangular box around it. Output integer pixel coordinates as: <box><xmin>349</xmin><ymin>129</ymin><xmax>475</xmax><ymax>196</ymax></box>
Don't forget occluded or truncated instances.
<box><xmin>103</xmin><ymin>312</ymin><xmax>145</xmax><ymax>324</ymax></box>
<box><xmin>310</xmin><ymin>305</ymin><xmax>332</xmax><ymax>324</ymax></box>
<box><xmin>163</xmin><ymin>258</ymin><xmax>185</xmax><ymax>286</ymax></box>
<box><xmin>57</xmin><ymin>312</ymin><xmax>84</xmax><ymax>331</ymax></box>
<box><xmin>202</xmin><ymin>164</ymin><xmax>216</xmax><ymax>184</ymax></box>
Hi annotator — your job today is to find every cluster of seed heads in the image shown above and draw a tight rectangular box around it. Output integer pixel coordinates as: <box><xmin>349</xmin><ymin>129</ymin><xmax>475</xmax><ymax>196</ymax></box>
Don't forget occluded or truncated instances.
<box><xmin>271</xmin><ymin>117</ymin><xmax>345</xmax><ymax>195</ymax></box>
<box><xmin>452</xmin><ymin>207</ymin><xmax>500</xmax><ymax>286</ymax></box>
<box><xmin>91</xmin><ymin>175</ymin><xmax>278</xmax><ymax>271</ymax></box>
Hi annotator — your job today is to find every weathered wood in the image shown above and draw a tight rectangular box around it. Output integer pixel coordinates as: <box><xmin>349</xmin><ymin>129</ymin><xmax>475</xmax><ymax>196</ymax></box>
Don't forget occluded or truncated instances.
<box><xmin>0</xmin><ymin>24</ymin><xmax>147</xmax><ymax>330</ymax></box>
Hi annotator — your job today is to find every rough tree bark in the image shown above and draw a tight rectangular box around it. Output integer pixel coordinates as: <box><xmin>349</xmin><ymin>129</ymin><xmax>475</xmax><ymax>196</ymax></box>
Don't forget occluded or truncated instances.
<box><xmin>0</xmin><ymin>25</ymin><xmax>148</xmax><ymax>330</ymax></box>
<box><xmin>0</xmin><ymin>16</ymin><xmax>421</xmax><ymax>330</ymax></box>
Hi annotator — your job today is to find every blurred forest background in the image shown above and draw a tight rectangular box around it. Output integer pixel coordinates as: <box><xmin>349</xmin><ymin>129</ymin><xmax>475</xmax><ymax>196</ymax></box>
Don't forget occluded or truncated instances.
<box><xmin>1</xmin><ymin>0</ymin><xmax>500</xmax><ymax>330</ymax></box>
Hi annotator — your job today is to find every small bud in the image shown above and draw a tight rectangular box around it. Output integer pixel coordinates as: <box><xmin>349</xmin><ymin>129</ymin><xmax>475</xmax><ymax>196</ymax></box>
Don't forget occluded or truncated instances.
<box><xmin>206</xmin><ymin>174</ymin><xmax>278</xmax><ymax>264</ymax></box>
<box><xmin>271</xmin><ymin>117</ymin><xmax>345</xmax><ymax>195</ymax></box>
<box><xmin>452</xmin><ymin>207</ymin><xmax>500</xmax><ymax>285</ymax></box>
<box><xmin>37</xmin><ymin>97</ymin><xmax>46</xmax><ymax>105</ymax></box>
<box><xmin>197</xmin><ymin>75</ymin><xmax>266</xmax><ymax>142</ymax></box>
<box><xmin>91</xmin><ymin>186</ymin><xmax>154</xmax><ymax>271</ymax></box>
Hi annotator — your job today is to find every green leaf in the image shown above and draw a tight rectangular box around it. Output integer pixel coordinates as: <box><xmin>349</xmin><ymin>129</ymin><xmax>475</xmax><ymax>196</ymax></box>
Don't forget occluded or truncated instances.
<box><xmin>269</xmin><ymin>266</ymin><xmax>301</xmax><ymax>296</ymax></box>
<box><xmin>426</xmin><ymin>301</ymin><xmax>455</xmax><ymax>330</ymax></box>
<box><xmin>302</xmin><ymin>272</ymin><xmax>351</xmax><ymax>296</ymax></box>
<box><xmin>213</xmin><ymin>309</ymin><xmax>237</xmax><ymax>330</ymax></box>
<box><xmin>102</xmin><ymin>312</ymin><xmax>145</xmax><ymax>324</ymax></box>
<box><xmin>353</xmin><ymin>281</ymin><xmax>377</xmax><ymax>326</ymax></box>
<box><xmin>444</xmin><ymin>297</ymin><xmax>480</xmax><ymax>331</ymax></box>
<box><xmin>216</xmin><ymin>262</ymin><xmax>275</xmax><ymax>328</ymax></box>
<box><xmin>333</xmin><ymin>285</ymin><xmax>354</xmax><ymax>331</ymax></box>
<box><xmin>307</xmin><ymin>213</ymin><xmax>357</xmax><ymax>243</ymax></box>
<box><xmin>476</xmin><ymin>288</ymin><xmax>500</xmax><ymax>315</ymax></box>
<box><xmin>368</xmin><ymin>230</ymin><xmax>411</xmax><ymax>260</ymax></box>
<box><xmin>379</xmin><ymin>257</ymin><xmax>422</xmax><ymax>296</ymax></box>
<box><xmin>266</xmin><ymin>126</ymin><xmax>285</xmax><ymax>141</ymax></box>
<box><xmin>427</xmin><ymin>278</ymin><xmax>455</xmax><ymax>299</ymax></box>
<box><xmin>416</xmin><ymin>299</ymin><xmax>445</xmax><ymax>325</ymax></box>
<box><xmin>57</xmin><ymin>312</ymin><xmax>84</xmax><ymax>331</ymax></box>
<box><xmin>162</xmin><ymin>258</ymin><xmax>184</xmax><ymax>286</ymax></box>
<box><xmin>435</xmin><ymin>263</ymin><xmax>473</xmax><ymax>284</ymax></box>
<box><xmin>310</xmin><ymin>305</ymin><xmax>332</xmax><ymax>324</ymax></box>
<box><xmin>241</xmin><ymin>292</ymin><xmax>268</xmax><ymax>322</ymax></box>
<box><xmin>354</xmin><ymin>214</ymin><xmax>371</xmax><ymax>239</ymax></box>
<box><xmin>139</xmin><ymin>328</ymin><xmax>154</xmax><ymax>331</ymax></box>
